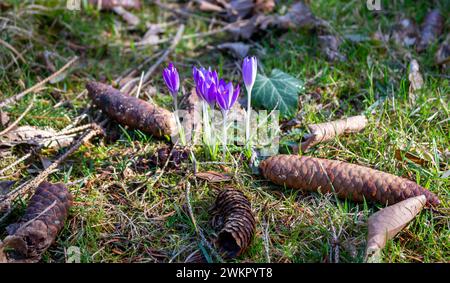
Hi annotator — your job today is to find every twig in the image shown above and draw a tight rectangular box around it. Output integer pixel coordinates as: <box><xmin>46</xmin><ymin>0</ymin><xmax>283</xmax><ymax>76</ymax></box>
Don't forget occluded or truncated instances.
<box><xmin>0</xmin><ymin>38</ymin><xmax>26</xmax><ymax>64</ymax></box>
<box><xmin>0</xmin><ymin>57</ymin><xmax>78</xmax><ymax>109</ymax></box>
<box><xmin>0</xmin><ymin>100</ymin><xmax>34</xmax><ymax>136</ymax></box>
<box><xmin>53</xmin><ymin>89</ymin><xmax>87</xmax><ymax>108</ymax></box>
<box><xmin>141</xmin><ymin>24</ymin><xmax>185</xmax><ymax>87</ymax></box>
<box><xmin>328</xmin><ymin>215</ymin><xmax>340</xmax><ymax>263</ymax></box>
<box><xmin>0</xmin><ymin>124</ymin><xmax>103</xmax><ymax>205</ymax></box>
<box><xmin>262</xmin><ymin>214</ymin><xmax>271</xmax><ymax>263</ymax></box>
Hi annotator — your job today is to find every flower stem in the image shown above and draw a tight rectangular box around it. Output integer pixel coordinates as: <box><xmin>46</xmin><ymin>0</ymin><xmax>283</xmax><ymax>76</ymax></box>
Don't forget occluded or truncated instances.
<box><xmin>245</xmin><ymin>86</ymin><xmax>253</xmax><ymax>145</ymax></box>
<box><xmin>222</xmin><ymin>111</ymin><xmax>228</xmax><ymax>161</ymax></box>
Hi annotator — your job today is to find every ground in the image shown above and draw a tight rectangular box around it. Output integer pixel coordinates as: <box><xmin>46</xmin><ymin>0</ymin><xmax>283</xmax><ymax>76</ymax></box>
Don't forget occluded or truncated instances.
<box><xmin>0</xmin><ymin>0</ymin><xmax>448</xmax><ymax>263</ymax></box>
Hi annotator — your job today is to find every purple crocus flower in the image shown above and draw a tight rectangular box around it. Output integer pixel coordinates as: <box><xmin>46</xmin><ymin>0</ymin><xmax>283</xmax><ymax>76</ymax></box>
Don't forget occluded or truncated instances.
<box><xmin>242</xmin><ymin>56</ymin><xmax>257</xmax><ymax>90</ymax></box>
<box><xmin>216</xmin><ymin>79</ymin><xmax>240</xmax><ymax>112</ymax></box>
<box><xmin>162</xmin><ymin>62</ymin><xmax>180</xmax><ymax>96</ymax></box>
<box><xmin>192</xmin><ymin>66</ymin><xmax>219</xmax><ymax>106</ymax></box>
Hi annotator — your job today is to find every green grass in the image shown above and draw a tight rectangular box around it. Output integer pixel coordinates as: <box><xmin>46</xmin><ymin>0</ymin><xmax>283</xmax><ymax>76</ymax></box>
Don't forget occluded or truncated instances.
<box><xmin>0</xmin><ymin>0</ymin><xmax>448</xmax><ymax>263</ymax></box>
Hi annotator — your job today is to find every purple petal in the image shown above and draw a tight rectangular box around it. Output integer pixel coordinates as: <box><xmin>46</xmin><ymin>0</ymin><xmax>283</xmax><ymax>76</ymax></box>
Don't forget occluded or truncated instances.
<box><xmin>230</xmin><ymin>84</ymin><xmax>240</xmax><ymax>108</ymax></box>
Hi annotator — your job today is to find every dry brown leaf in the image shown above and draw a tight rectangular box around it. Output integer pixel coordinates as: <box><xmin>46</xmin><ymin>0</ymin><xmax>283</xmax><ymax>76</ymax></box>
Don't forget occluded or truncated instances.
<box><xmin>394</xmin><ymin>149</ymin><xmax>429</xmax><ymax>167</ymax></box>
<box><xmin>301</xmin><ymin>115</ymin><xmax>368</xmax><ymax>151</ymax></box>
<box><xmin>254</xmin><ymin>0</ymin><xmax>275</xmax><ymax>14</ymax></box>
<box><xmin>276</xmin><ymin>2</ymin><xmax>322</xmax><ymax>30</ymax></box>
<box><xmin>391</xmin><ymin>18</ymin><xmax>418</xmax><ymax>47</ymax></box>
<box><xmin>0</xmin><ymin>126</ymin><xmax>74</xmax><ymax>149</ymax></box>
<box><xmin>196</xmin><ymin>0</ymin><xmax>224</xmax><ymax>12</ymax></box>
<box><xmin>435</xmin><ymin>34</ymin><xmax>450</xmax><ymax>68</ymax></box>
<box><xmin>318</xmin><ymin>35</ymin><xmax>346</xmax><ymax>62</ymax></box>
<box><xmin>217</xmin><ymin>42</ymin><xmax>250</xmax><ymax>58</ymax></box>
<box><xmin>365</xmin><ymin>195</ymin><xmax>427</xmax><ymax>262</ymax></box>
<box><xmin>408</xmin><ymin>59</ymin><xmax>424</xmax><ymax>104</ymax></box>
<box><xmin>195</xmin><ymin>171</ymin><xmax>232</xmax><ymax>182</ymax></box>
<box><xmin>88</xmin><ymin>0</ymin><xmax>141</xmax><ymax>10</ymax></box>
<box><xmin>416</xmin><ymin>9</ymin><xmax>444</xmax><ymax>52</ymax></box>
<box><xmin>226</xmin><ymin>0</ymin><xmax>254</xmax><ymax>21</ymax></box>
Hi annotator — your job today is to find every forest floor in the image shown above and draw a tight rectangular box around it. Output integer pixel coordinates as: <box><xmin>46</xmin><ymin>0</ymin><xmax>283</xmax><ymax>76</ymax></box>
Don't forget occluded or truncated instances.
<box><xmin>0</xmin><ymin>0</ymin><xmax>448</xmax><ymax>263</ymax></box>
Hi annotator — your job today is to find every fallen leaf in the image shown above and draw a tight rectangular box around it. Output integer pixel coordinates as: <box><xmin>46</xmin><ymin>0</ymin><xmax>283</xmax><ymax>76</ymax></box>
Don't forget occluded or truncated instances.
<box><xmin>226</xmin><ymin>0</ymin><xmax>254</xmax><ymax>21</ymax></box>
<box><xmin>394</xmin><ymin>149</ymin><xmax>429</xmax><ymax>167</ymax></box>
<box><xmin>365</xmin><ymin>195</ymin><xmax>426</xmax><ymax>262</ymax></box>
<box><xmin>319</xmin><ymin>35</ymin><xmax>347</xmax><ymax>62</ymax></box>
<box><xmin>217</xmin><ymin>42</ymin><xmax>250</xmax><ymax>58</ymax></box>
<box><xmin>0</xmin><ymin>126</ymin><xmax>74</xmax><ymax>149</ymax></box>
<box><xmin>435</xmin><ymin>34</ymin><xmax>450</xmax><ymax>68</ymax></box>
<box><xmin>408</xmin><ymin>59</ymin><xmax>424</xmax><ymax>104</ymax></box>
<box><xmin>391</xmin><ymin>18</ymin><xmax>418</xmax><ymax>47</ymax></box>
<box><xmin>196</xmin><ymin>0</ymin><xmax>224</xmax><ymax>12</ymax></box>
<box><xmin>195</xmin><ymin>171</ymin><xmax>232</xmax><ymax>182</ymax></box>
<box><xmin>416</xmin><ymin>9</ymin><xmax>444</xmax><ymax>52</ymax></box>
<box><xmin>276</xmin><ymin>2</ymin><xmax>323</xmax><ymax>30</ymax></box>
<box><xmin>254</xmin><ymin>0</ymin><xmax>275</xmax><ymax>14</ymax></box>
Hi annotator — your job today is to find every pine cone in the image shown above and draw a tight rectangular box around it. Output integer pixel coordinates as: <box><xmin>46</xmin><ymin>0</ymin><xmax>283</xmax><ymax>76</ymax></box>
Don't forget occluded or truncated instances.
<box><xmin>210</xmin><ymin>188</ymin><xmax>256</xmax><ymax>259</ymax></box>
<box><xmin>86</xmin><ymin>81</ymin><xmax>176</xmax><ymax>138</ymax></box>
<box><xmin>260</xmin><ymin>155</ymin><xmax>440</xmax><ymax>206</ymax></box>
<box><xmin>1</xmin><ymin>182</ymin><xmax>73</xmax><ymax>262</ymax></box>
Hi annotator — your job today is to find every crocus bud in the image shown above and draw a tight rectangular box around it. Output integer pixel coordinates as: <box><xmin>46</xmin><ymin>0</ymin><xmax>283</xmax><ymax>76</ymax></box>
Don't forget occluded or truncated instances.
<box><xmin>242</xmin><ymin>56</ymin><xmax>257</xmax><ymax>90</ymax></box>
<box><xmin>162</xmin><ymin>62</ymin><xmax>180</xmax><ymax>96</ymax></box>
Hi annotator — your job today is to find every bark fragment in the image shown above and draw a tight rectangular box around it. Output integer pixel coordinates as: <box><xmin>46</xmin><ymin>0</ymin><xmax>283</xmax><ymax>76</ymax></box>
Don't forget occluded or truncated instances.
<box><xmin>210</xmin><ymin>188</ymin><xmax>256</xmax><ymax>259</ymax></box>
<box><xmin>365</xmin><ymin>195</ymin><xmax>426</xmax><ymax>262</ymax></box>
<box><xmin>260</xmin><ymin>155</ymin><xmax>440</xmax><ymax>206</ymax></box>
<box><xmin>0</xmin><ymin>182</ymin><xmax>73</xmax><ymax>262</ymax></box>
<box><xmin>86</xmin><ymin>81</ymin><xmax>176</xmax><ymax>139</ymax></box>
<box><xmin>301</xmin><ymin>115</ymin><xmax>368</xmax><ymax>151</ymax></box>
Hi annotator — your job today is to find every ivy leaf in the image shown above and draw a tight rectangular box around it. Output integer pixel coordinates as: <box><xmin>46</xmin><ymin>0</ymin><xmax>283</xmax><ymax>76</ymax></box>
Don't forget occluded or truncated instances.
<box><xmin>251</xmin><ymin>69</ymin><xmax>304</xmax><ymax>118</ymax></box>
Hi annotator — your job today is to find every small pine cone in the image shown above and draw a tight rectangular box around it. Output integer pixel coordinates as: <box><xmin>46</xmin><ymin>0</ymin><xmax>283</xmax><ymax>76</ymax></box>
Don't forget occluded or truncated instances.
<box><xmin>210</xmin><ymin>188</ymin><xmax>256</xmax><ymax>259</ymax></box>
<box><xmin>260</xmin><ymin>155</ymin><xmax>440</xmax><ymax>206</ymax></box>
<box><xmin>2</xmin><ymin>182</ymin><xmax>73</xmax><ymax>262</ymax></box>
<box><xmin>86</xmin><ymin>81</ymin><xmax>176</xmax><ymax>138</ymax></box>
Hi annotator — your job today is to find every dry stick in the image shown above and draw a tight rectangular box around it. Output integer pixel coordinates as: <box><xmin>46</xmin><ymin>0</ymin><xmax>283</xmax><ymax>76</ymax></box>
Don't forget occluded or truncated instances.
<box><xmin>0</xmin><ymin>57</ymin><xmax>78</xmax><ymax>109</ymax></box>
<box><xmin>0</xmin><ymin>38</ymin><xmax>26</xmax><ymax>64</ymax></box>
<box><xmin>185</xmin><ymin>181</ymin><xmax>223</xmax><ymax>263</ymax></box>
<box><xmin>140</xmin><ymin>24</ymin><xmax>185</xmax><ymax>89</ymax></box>
<box><xmin>0</xmin><ymin>124</ymin><xmax>103</xmax><ymax>205</ymax></box>
<box><xmin>0</xmin><ymin>100</ymin><xmax>34</xmax><ymax>136</ymax></box>
<box><xmin>122</xmin><ymin>24</ymin><xmax>185</xmax><ymax>95</ymax></box>
<box><xmin>134</xmin><ymin>25</ymin><xmax>229</xmax><ymax>48</ymax></box>
<box><xmin>53</xmin><ymin>89</ymin><xmax>87</xmax><ymax>108</ymax></box>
